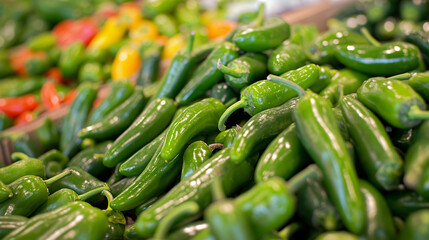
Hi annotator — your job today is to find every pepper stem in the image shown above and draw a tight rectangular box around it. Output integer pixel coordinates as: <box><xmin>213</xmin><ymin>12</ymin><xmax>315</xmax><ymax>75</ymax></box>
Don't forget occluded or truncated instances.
<box><xmin>186</xmin><ymin>31</ymin><xmax>196</xmax><ymax>55</ymax></box>
<box><xmin>224</xmin><ymin>97</ymin><xmax>237</xmax><ymax>108</ymax></box>
<box><xmin>153</xmin><ymin>201</ymin><xmax>200</xmax><ymax>239</ymax></box>
<box><xmin>388</xmin><ymin>73</ymin><xmax>411</xmax><ymax>80</ymax></box>
<box><xmin>11</xmin><ymin>152</ymin><xmax>29</xmax><ymax>161</ymax></box>
<box><xmin>267</xmin><ymin>74</ymin><xmax>306</xmax><ymax>97</ymax></box>
<box><xmin>78</xmin><ymin>185</ymin><xmax>110</xmax><ymax>202</ymax></box>
<box><xmin>102</xmin><ymin>190</ymin><xmax>114</xmax><ymax>211</ymax></box>
<box><xmin>211</xmin><ymin>177</ymin><xmax>225</xmax><ymax>201</ymax></box>
<box><xmin>218</xmin><ymin>99</ymin><xmax>247</xmax><ymax>131</ymax></box>
<box><xmin>217</xmin><ymin>59</ymin><xmax>245</xmax><ymax>78</ymax></box>
<box><xmin>287</xmin><ymin>164</ymin><xmax>322</xmax><ymax>194</ymax></box>
<box><xmin>408</xmin><ymin>106</ymin><xmax>429</xmax><ymax>120</ymax></box>
<box><xmin>253</xmin><ymin>3</ymin><xmax>266</xmax><ymax>27</ymax></box>
<box><xmin>44</xmin><ymin>169</ymin><xmax>74</xmax><ymax>185</ymax></box>
<box><xmin>360</xmin><ymin>27</ymin><xmax>381</xmax><ymax>47</ymax></box>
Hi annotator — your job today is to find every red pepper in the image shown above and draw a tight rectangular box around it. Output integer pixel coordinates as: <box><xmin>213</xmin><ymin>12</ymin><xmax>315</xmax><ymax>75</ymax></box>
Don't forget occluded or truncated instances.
<box><xmin>14</xmin><ymin>111</ymin><xmax>35</xmax><ymax>126</ymax></box>
<box><xmin>9</xmin><ymin>47</ymin><xmax>40</xmax><ymax>76</ymax></box>
<box><xmin>45</xmin><ymin>68</ymin><xmax>66</xmax><ymax>85</ymax></box>
<box><xmin>41</xmin><ymin>82</ymin><xmax>61</xmax><ymax>111</ymax></box>
<box><xmin>53</xmin><ymin>18</ymin><xmax>98</xmax><ymax>48</ymax></box>
<box><xmin>62</xmin><ymin>89</ymin><xmax>77</xmax><ymax>105</ymax></box>
<box><xmin>0</xmin><ymin>94</ymin><xmax>39</xmax><ymax>118</ymax></box>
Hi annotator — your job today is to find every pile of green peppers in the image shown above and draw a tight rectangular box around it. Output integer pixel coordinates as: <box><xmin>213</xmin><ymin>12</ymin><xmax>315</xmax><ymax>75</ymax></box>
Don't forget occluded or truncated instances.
<box><xmin>2</xmin><ymin>2</ymin><xmax>429</xmax><ymax>240</ymax></box>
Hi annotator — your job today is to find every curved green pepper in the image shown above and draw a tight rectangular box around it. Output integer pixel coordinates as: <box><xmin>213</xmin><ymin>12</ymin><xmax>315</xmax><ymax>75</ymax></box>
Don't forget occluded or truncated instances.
<box><xmin>161</xmin><ymin>98</ymin><xmax>225</xmax><ymax>161</ymax></box>
<box><xmin>102</xmin><ymin>190</ymin><xmax>126</xmax><ymax>240</ymax></box>
<box><xmin>0</xmin><ymin>216</ymin><xmax>27</xmax><ymax>239</ymax></box>
<box><xmin>399</xmin><ymin>209</ymin><xmax>429</xmax><ymax>240</ymax></box>
<box><xmin>39</xmin><ymin>150</ymin><xmax>69</xmax><ymax>178</ymax></box>
<box><xmin>137</xmin><ymin>41</ymin><xmax>163</xmax><ymax>87</ymax></box>
<box><xmin>0</xmin><ymin>77</ymin><xmax>44</xmax><ymax>98</ymax></box>
<box><xmin>217</xmin><ymin>53</ymin><xmax>268</xmax><ymax>91</ymax></box>
<box><xmin>167</xmin><ymin>221</ymin><xmax>209</xmax><ymax>240</ymax></box>
<box><xmin>357</xmin><ymin>78</ymin><xmax>429</xmax><ymax>129</ymax></box>
<box><xmin>230</xmin><ymin>97</ymin><xmax>298</xmax><ymax>163</ymax></box>
<box><xmin>209</xmin><ymin>82</ymin><xmax>237</xmax><ymax>105</ymax></box>
<box><xmin>110</xmin><ymin>177</ymin><xmax>136</xmax><ymax>197</ymax></box>
<box><xmin>135</xmin><ymin>196</ymin><xmax>160</xmax><ymax>216</ymax></box>
<box><xmin>0</xmin><ymin>180</ymin><xmax>12</xmax><ymax>203</ymax></box>
<box><xmin>175</xmin><ymin>42</ymin><xmax>239</xmax><ymax>105</ymax></box>
<box><xmin>223</xmin><ymin>126</ymin><xmax>240</xmax><ymax>148</ymax></box>
<box><xmin>36</xmin><ymin>117</ymin><xmax>59</xmax><ymax>151</ymax></box>
<box><xmin>315</xmin><ymin>232</ymin><xmax>360</xmax><ymax>240</ymax></box>
<box><xmin>268</xmin><ymin>43</ymin><xmax>306</xmax><ymax>75</ymax></box>
<box><xmin>181</xmin><ymin>141</ymin><xmax>212</xmax><ymax>180</ymax></box>
<box><xmin>405</xmin><ymin>31</ymin><xmax>429</xmax><ymax>67</ymax></box>
<box><xmin>386</xmin><ymin>190</ymin><xmax>429</xmax><ymax>219</ymax></box>
<box><xmin>79</xmin><ymin>88</ymin><xmax>147</xmax><ymax>140</ymax></box>
<box><xmin>218</xmin><ymin>64</ymin><xmax>320</xmax><ymax>131</ymax></box>
<box><xmin>0</xmin><ymin>113</ymin><xmax>13</xmax><ymax>132</ymax></box>
<box><xmin>390</xmin><ymin>72</ymin><xmax>429</xmax><ymax>102</ymax></box>
<box><xmin>104</xmin><ymin>97</ymin><xmax>176</xmax><ymax>167</ymax></box>
<box><xmin>0</xmin><ymin>158</ymin><xmax>44</xmax><ymax>184</ymax></box>
<box><xmin>59</xmin><ymin>42</ymin><xmax>86</xmax><ymax>78</ymax></box>
<box><xmin>339</xmin><ymin>95</ymin><xmax>403</xmax><ymax>190</ymax></box>
<box><xmin>256</xmin><ymin>123</ymin><xmax>310</xmax><ymax>183</ymax></box>
<box><xmin>154</xmin><ymin>14</ymin><xmax>178</xmax><ymax>37</ymax></box>
<box><xmin>78</xmin><ymin>62</ymin><xmax>104</xmax><ymax>83</ymax></box>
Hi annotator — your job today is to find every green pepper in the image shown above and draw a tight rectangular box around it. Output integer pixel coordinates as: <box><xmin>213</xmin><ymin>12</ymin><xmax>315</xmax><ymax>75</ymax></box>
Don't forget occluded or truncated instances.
<box><xmin>0</xmin><ymin>77</ymin><xmax>44</xmax><ymax>98</ymax></box>
<box><xmin>142</xmin><ymin>0</ymin><xmax>182</xmax><ymax>19</ymax></box>
<box><xmin>256</xmin><ymin>123</ymin><xmax>310</xmax><ymax>183</ymax></box>
<box><xmin>416</xmin><ymin>158</ymin><xmax>429</xmax><ymax>198</ymax></box>
<box><xmin>67</xmin><ymin>141</ymin><xmax>112</xmax><ymax>180</ymax></box>
<box><xmin>85</xmin><ymin>48</ymin><xmax>108</xmax><ymax>64</ymax></box>
<box><xmin>269</xmin><ymin>75</ymin><xmax>366</xmax><ymax>234</ymax></box>
<box><xmin>181</xmin><ymin>141</ymin><xmax>212</xmax><ymax>180</ymax></box>
<box><xmin>0</xmin><ymin>113</ymin><xmax>12</xmax><ymax>132</ymax></box>
<box><xmin>0</xmin><ymin>157</ymin><xmax>44</xmax><ymax>184</ymax></box>
<box><xmin>135</xmin><ymin>196</ymin><xmax>160</xmax><ymax>216</ymax></box>
<box><xmin>387</xmin><ymin>190</ymin><xmax>429</xmax><ymax>219</ymax></box>
<box><xmin>0</xmin><ymin>170</ymin><xmax>72</xmax><ymax>216</ymax></box>
<box><xmin>190</xmin><ymin>228</ymin><xmax>214</xmax><ymax>240</ymax></box>
<box><xmin>48</xmin><ymin>167</ymin><xmax>109</xmax><ymax>200</ymax></box>
<box><xmin>315</xmin><ymin>232</ymin><xmax>360</xmax><ymax>240</ymax></box>
<box><xmin>78</xmin><ymin>61</ymin><xmax>104</xmax><ymax>83</ymax></box>
<box><xmin>34</xmin><ymin>0</ymin><xmax>93</xmax><ymax>24</ymax></box>
<box><xmin>0</xmin><ymin>19</ymin><xmax>23</xmax><ymax>50</ymax></box>
<box><xmin>13</xmin><ymin>134</ymin><xmax>42</xmax><ymax>158</ymax></box>
<box><xmin>390</xmin><ymin>72</ymin><xmax>429</xmax><ymax>102</ymax></box>
<box><xmin>25</xmin><ymin>56</ymin><xmax>52</xmax><ymax>76</ymax></box>
<box><xmin>102</xmin><ymin>190</ymin><xmax>126</xmax><ymax>240</ymax></box>
<box><xmin>297</xmin><ymin>177</ymin><xmax>341</xmax><ymax>231</ymax></box>
<box><xmin>137</xmin><ymin>41</ymin><xmax>163</xmax><ymax>87</ymax></box>
<box><xmin>0</xmin><ymin>180</ymin><xmax>12</xmax><ymax>203</ymax></box>
<box><xmin>175</xmin><ymin>0</ymin><xmax>201</xmax><ymax>27</ymax></box>
<box><xmin>110</xmin><ymin>143</ymin><xmax>184</xmax><ymax>211</ymax></box>
<box><xmin>268</xmin><ymin>43</ymin><xmax>306</xmax><ymax>75</ymax></box>
<box><xmin>289</xmin><ymin>24</ymin><xmax>319</xmax><ymax>50</ymax></box>
<box><xmin>191</xmin><ymin>41</ymin><xmax>221</xmax><ymax>64</ymax></box>
<box><xmin>308</xmin><ymin>31</ymin><xmax>368</xmax><ymax>65</ymax></box>
<box><xmin>360</xmin><ymin>180</ymin><xmax>396</xmax><ymax>240</ymax></box>
<box><xmin>230</xmin><ymin>98</ymin><xmax>297</xmax><ymax>163</ymax></box>
<box><xmin>217</xmin><ymin>53</ymin><xmax>268</xmax><ymax>91</ymax></box>
<box><xmin>154</xmin><ymin>14</ymin><xmax>178</xmax><ymax>37</ymax></box>
<box><xmin>319</xmin><ymin>69</ymin><xmax>368</xmax><ymax>106</ymax></box>
<box><xmin>0</xmin><ymin>51</ymin><xmax>13</xmax><ymax>78</ymax></box>
<box><xmin>209</xmin><ymin>82</ymin><xmax>237</xmax><ymax>106</ymax></box>
<box><xmin>167</xmin><ymin>221</ymin><xmax>209</xmax><ymax>240</ymax></box>
<box><xmin>161</xmin><ymin>98</ymin><xmax>225</xmax><ymax>161</ymax></box>
<box><xmin>32</xmin><ymin>185</ymin><xmax>109</xmax><ymax>216</ymax></box>
<box><xmin>110</xmin><ymin>177</ymin><xmax>136</xmax><ymax>197</ymax></box>
<box><xmin>104</xmin><ymin>97</ymin><xmax>176</xmax><ymax>167</ymax></box>
<box><xmin>175</xmin><ymin>42</ymin><xmax>239</xmax><ymax>105</ymax></box>
<box><xmin>218</xmin><ymin>64</ymin><xmax>320</xmax><ymax>131</ymax></box>
<box><xmin>79</xmin><ymin>88</ymin><xmax>147</xmax><ymax>140</ymax></box>
<box><xmin>26</xmin><ymin>32</ymin><xmax>56</xmax><ymax>51</ymax></box>
<box><xmin>405</xmin><ymin>31</ymin><xmax>429</xmax><ymax>67</ymax></box>
<box><xmin>0</xmin><ymin>216</ymin><xmax>27</xmax><ymax>239</ymax></box>
<box><xmin>59</xmin><ymin>42</ymin><xmax>86</xmax><ymax>78</ymax></box>
<box><xmin>39</xmin><ymin>150</ymin><xmax>69</xmax><ymax>178</ymax></box>
<box><xmin>134</xmin><ymin>148</ymin><xmax>253</xmax><ymax>237</ymax></box>
<box><xmin>357</xmin><ymin>78</ymin><xmax>429</xmax><ymax>129</ymax></box>
<box><xmin>87</xmin><ymin>80</ymin><xmax>134</xmax><ymax>125</ymax></box>
<box><xmin>153</xmin><ymin>33</ymin><xmax>196</xmax><ymax>99</ymax></box>
<box><xmin>3</xmin><ymin>201</ymin><xmax>108</xmax><ymax>240</ymax></box>
<box><xmin>106</xmin><ymin>164</ymin><xmax>123</xmax><ymax>186</ymax></box>
<box><xmin>399</xmin><ymin>209</ymin><xmax>429</xmax><ymax>240</ymax></box>
<box><xmin>221</xmin><ymin>126</ymin><xmax>241</xmax><ymax>148</ymax></box>
<box><xmin>35</xmin><ymin>117</ymin><xmax>59</xmax><ymax>151</ymax></box>
<box><xmin>400</xmin><ymin>0</ymin><xmax>428</xmax><ymax>22</ymax></box>
<box><xmin>339</xmin><ymin>95</ymin><xmax>403</xmax><ymax>190</ymax></box>
<box><xmin>60</xmin><ymin>83</ymin><xmax>98</xmax><ymax>158</ymax></box>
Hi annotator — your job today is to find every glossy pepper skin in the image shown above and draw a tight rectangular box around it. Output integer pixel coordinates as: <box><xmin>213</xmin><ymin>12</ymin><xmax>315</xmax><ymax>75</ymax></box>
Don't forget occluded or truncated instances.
<box><xmin>137</xmin><ymin>41</ymin><xmax>163</xmax><ymax>87</ymax></box>
<box><xmin>35</xmin><ymin>117</ymin><xmax>59</xmax><ymax>150</ymax></box>
<box><xmin>3</xmin><ymin>201</ymin><xmax>108</xmax><ymax>240</ymax></box>
<box><xmin>360</xmin><ymin>180</ymin><xmax>396</xmax><ymax>240</ymax></box>
<box><xmin>339</xmin><ymin>96</ymin><xmax>403</xmax><ymax>190</ymax></box>
<box><xmin>405</xmin><ymin>31</ymin><xmax>429</xmax><ymax>67</ymax></box>
<box><xmin>297</xmin><ymin>177</ymin><xmax>341</xmax><ymax>231</ymax></box>
<box><xmin>59</xmin><ymin>42</ymin><xmax>85</xmax><ymax>78</ymax></box>
<box><xmin>175</xmin><ymin>42</ymin><xmax>239</xmax><ymax>105</ymax></box>
<box><xmin>392</xmin><ymin>72</ymin><xmax>429</xmax><ymax>102</ymax></box>
<box><xmin>79</xmin><ymin>88</ymin><xmax>147</xmax><ymax>140</ymax></box>
<box><xmin>268</xmin><ymin>43</ymin><xmax>306</xmax><ymax>75</ymax></box>
<box><xmin>60</xmin><ymin>83</ymin><xmax>98</xmax><ymax>158</ymax></box>
<box><xmin>39</xmin><ymin>150</ymin><xmax>69</xmax><ymax>178</ymax></box>
<box><xmin>181</xmin><ymin>141</ymin><xmax>212</xmax><ymax>180</ymax></box>
<box><xmin>386</xmin><ymin>191</ymin><xmax>429</xmax><ymax>219</ymax></box>
<box><xmin>218</xmin><ymin>64</ymin><xmax>320</xmax><ymax>131</ymax></box>
<box><xmin>135</xmin><ymin>148</ymin><xmax>253</xmax><ymax>238</ymax></box>
<box><xmin>87</xmin><ymin>81</ymin><xmax>134</xmax><ymax>125</ymax></box>
<box><xmin>166</xmin><ymin>221</ymin><xmax>209</xmax><ymax>240</ymax></box>
<box><xmin>152</xmin><ymin>33</ymin><xmax>196</xmax><ymax>99</ymax></box>
<box><xmin>68</xmin><ymin>141</ymin><xmax>112</xmax><ymax>179</ymax></box>
<box><xmin>357</xmin><ymin>78</ymin><xmax>428</xmax><ymax>129</ymax></box>
<box><xmin>110</xmin><ymin>177</ymin><xmax>136</xmax><ymax>197</ymax></box>
<box><xmin>0</xmin><ymin>180</ymin><xmax>12</xmax><ymax>203</ymax></box>
<box><xmin>0</xmin><ymin>158</ymin><xmax>44</xmax><ymax>184</ymax></box>
<box><xmin>110</xmin><ymin>144</ymin><xmax>184</xmax><ymax>211</ymax></box>
<box><xmin>233</xmin><ymin>17</ymin><xmax>290</xmax><ymax>52</ymax></box>
<box><xmin>209</xmin><ymin>82</ymin><xmax>237</xmax><ymax>106</ymax></box>
<box><xmin>256</xmin><ymin>123</ymin><xmax>310</xmax><ymax>183</ymax></box>
<box><xmin>230</xmin><ymin>98</ymin><xmax>297</xmax><ymax>163</ymax></box>
<box><xmin>335</xmin><ymin>42</ymin><xmax>421</xmax><ymax>76</ymax></box>
<box><xmin>0</xmin><ymin>216</ymin><xmax>27</xmax><ymax>238</ymax></box>
<box><xmin>161</xmin><ymin>98</ymin><xmax>225</xmax><ymax>161</ymax></box>
<box><xmin>104</xmin><ymin>97</ymin><xmax>177</xmax><ymax>168</ymax></box>
<box><xmin>399</xmin><ymin>209</ymin><xmax>429</xmax><ymax>240</ymax></box>
<box><xmin>12</xmin><ymin>134</ymin><xmax>42</xmax><ymax>158</ymax></box>
<box><xmin>218</xmin><ymin>53</ymin><xmax>268</xmax><ymax>91</ymax></box>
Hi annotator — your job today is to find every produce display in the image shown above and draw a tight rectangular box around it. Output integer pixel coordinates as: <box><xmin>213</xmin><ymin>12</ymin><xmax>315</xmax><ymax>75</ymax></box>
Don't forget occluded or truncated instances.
<box><xmin>1</xmin><ymin>0</ymin><xmax>429</xmax><ymax>239</ymax></box>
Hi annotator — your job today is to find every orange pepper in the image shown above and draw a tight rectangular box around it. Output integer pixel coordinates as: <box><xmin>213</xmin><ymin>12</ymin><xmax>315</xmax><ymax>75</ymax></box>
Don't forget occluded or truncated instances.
<box><xmin>129</xmin><ymin>20</ymin><xmax>159</xmax><ymax>45</ymax></box>
<box><xmin>0</xmin><ymin>94</ymin><xmax>39</xmax><ymax>118</ymax></box>
<box><xmin>207</xmin><ymin>20</ymin><xmax>237</xmax><ymax>39</ymax></box>
<box><xmin>41</xmin><ymin>81</ymin><xmax>62</xmax><ymax>111</ymax></box>
<box><xmin>119</xmin><ymin>2</ymin><xmax>142</xmax><ymax>27</ymax></box>
<box><xmin>45</xmin><ymin>68</ymin><xmax>67</xmax><ymax>85</ymax></box>
<box><xmin>62</xmin><ymin>89</ymin><xmax>77</xmax><ymax>105</ymax></box>
<box><xmin>162</xmin><ymin>34</ymin><xmax>186</xmax><ymax>59</ymax></box>
<box><xmin>88</xmin><ymin>16</ymin><xmax>128</xmax><ymax>51</ymax></box>
<box><xmin>111</xmin><ymin>46</ymin><xmax>141</xmax><ymax>81</ymax></box>
<box><xmin>14</xmin><ymin>111</ymin><xmax>35</xmax><ymax>127</ymax></box>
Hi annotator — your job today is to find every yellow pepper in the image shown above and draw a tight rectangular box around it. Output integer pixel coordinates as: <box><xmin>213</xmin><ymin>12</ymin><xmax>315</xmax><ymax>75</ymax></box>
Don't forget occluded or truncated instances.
<box><xmin>119</xmin><ymin>3</ymin><xmax>142</xmax><ymax>28</ymax></box>
<box><xmin>162</xmin><ymin>33</ymin><xmax>186</xmax><ymax>59</ymax></box>
<box><xmin>129</xmin><ymin>20</ymin><xmax>159</xmax><ymax>45</ymax></box>
<box><xmin>111</xmin><ymin>46</ymin><xmax>141</xmax><ymax>81</ymax></box>
<box><xmin>88</xmin><ymin>16</ymin><xmax>128</xmax><ymax>51</ymax></box>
